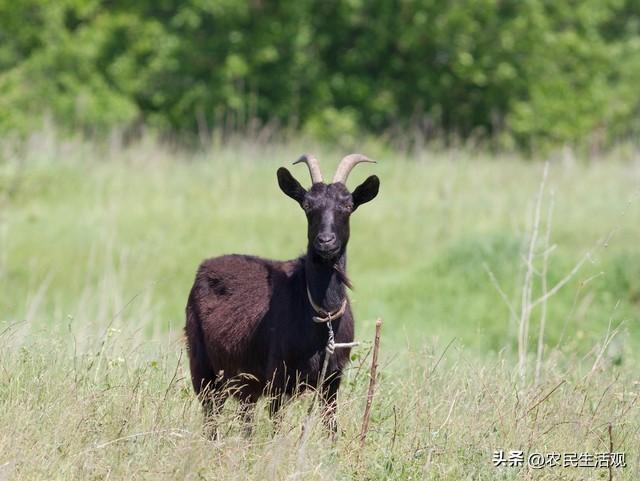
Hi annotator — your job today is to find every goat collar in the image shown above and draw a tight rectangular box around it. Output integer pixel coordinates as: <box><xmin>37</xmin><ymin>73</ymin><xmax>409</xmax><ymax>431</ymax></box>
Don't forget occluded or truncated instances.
<box><xmin>306</xmin><ymin>286</ymin><xmax>347</xmax><ymax>323</ymax></box>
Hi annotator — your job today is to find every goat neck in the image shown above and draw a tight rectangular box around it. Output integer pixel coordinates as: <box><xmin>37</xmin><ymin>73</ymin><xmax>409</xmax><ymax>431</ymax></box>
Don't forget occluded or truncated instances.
<box><xmin>305</xmin><ymin>248</ymin><xmax>347</xmax><ymax>314</ymax></box>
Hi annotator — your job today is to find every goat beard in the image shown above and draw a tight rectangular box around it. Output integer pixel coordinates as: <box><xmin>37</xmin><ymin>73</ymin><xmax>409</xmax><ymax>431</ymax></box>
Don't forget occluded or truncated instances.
<box><xmin>333</xmin><ymin>263</ymin><xmax>353</xmax><ymax>290</ymax></box>
<box><xmin>308</xmin><ymin>247</ymin><xmax>353</xmax><ymax>289</ymax></box>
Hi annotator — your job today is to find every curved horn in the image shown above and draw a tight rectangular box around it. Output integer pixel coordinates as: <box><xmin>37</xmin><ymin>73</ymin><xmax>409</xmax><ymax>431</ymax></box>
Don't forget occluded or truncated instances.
<box><xmin>293</xmin><ymin>154</ymin><xmax>324</xmax><ymax>184</ymax></box>
<box><xmin>332</xmin><ymin>153</ymin><xmax>376</xmax><ymax>184</ymax></box>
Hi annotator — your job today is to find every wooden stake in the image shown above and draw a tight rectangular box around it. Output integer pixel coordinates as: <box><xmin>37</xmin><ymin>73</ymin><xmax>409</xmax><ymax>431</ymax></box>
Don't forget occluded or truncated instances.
<box><xmin>359</xmin><ymin>318</ymin><xmax>382</xmax><ymax>449</ymax></box>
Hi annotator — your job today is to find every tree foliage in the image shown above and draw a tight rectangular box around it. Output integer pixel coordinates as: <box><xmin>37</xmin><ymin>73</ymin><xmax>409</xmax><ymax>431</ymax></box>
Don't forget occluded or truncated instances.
<box><xmin>1</xmin><ymin>0</ymin><xmax>639</xmax><ymax>150</ymax></box>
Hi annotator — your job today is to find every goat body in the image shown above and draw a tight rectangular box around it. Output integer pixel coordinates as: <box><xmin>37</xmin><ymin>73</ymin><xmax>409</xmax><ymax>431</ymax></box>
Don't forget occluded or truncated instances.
<box><xmin>186</xmin><ymin>254</ymin><xmax>353</xmax><ymax>410</ymax></box>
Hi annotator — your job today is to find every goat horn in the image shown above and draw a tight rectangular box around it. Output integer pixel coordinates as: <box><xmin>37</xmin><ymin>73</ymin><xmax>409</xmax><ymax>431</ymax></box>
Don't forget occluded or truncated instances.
<box><xmin>293</xmin><ymin>154</ymin><xmax>324</xmax><ymax>184</ymax></box>
<box><xmin>332</xmin><ymin>153</ymin><xmax>376</xmax><ymax>184</ymax></box>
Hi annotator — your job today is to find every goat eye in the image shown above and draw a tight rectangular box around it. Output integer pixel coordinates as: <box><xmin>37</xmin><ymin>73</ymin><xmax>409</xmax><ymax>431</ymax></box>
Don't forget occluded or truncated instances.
<box><xmin>302</xmin><ymin>200</ymin><xmax>311</xmax><ymax>211</ymax></box>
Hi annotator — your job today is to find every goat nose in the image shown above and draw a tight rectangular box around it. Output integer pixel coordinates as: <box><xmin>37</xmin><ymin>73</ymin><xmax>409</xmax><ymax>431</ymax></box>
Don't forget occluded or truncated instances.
<box><xmin>316</xmin><ymin>233</ymin><xmax>336</xmax><ymax>245</ymax></box>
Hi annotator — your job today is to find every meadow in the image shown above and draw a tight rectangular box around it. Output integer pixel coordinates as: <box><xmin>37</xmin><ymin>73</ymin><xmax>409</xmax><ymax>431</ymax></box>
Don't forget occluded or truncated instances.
<box><xmin>0</xmin><ymin>134</ymin><xmax>639</xmax><ymax>480</ymax></box>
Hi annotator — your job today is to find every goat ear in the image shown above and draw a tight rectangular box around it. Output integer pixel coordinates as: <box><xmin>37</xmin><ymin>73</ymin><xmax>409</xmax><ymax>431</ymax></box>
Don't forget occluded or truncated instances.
<box><xmin>352</xmin><ymin>175</ymin><xmax>379</xmax><ymax>210</ymax></box>
<box><xmin>277</xmin><ymin>167</ymin><xmax>307</xmax><ymax>204</ymax></box>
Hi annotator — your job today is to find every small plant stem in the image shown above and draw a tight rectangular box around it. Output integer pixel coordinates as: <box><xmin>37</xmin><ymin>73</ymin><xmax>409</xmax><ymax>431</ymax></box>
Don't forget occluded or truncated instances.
<box><xmin>359</xmin><ymin>318</ymin><xmax>382</xmax><ymax>450</ymax></box>
<box><xmin>535</xmin><ymin>192</ymin><xmax>554</xmax><ymax>385</ymax></box>
<box><xmin>519</xmin><ymin>162</ymin><xmax>548</xmax><ymax>385</ymax></box>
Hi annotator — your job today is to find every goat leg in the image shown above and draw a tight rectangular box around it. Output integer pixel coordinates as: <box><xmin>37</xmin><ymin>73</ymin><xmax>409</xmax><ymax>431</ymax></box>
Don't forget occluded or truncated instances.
<box><xmin>321</xmin><ymin>371</ymin><xmax>342</xmax><ymax>439</ymax></box>
<box><xmin>201</xmin><ymin>389</ymin><xmax>227</xmax><ymax>440</ymax></box>
<box><xmin>238</xmin><ymin>399</ymin><xmax>257</xmax><ymax>437</ymax></box>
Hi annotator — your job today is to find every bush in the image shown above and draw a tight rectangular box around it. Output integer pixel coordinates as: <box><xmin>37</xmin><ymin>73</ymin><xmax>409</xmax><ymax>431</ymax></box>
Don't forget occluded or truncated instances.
<box><xmin>1</xmin><ymin>0</ymin><xmax>639</xmax><ymax>150</ymax></box>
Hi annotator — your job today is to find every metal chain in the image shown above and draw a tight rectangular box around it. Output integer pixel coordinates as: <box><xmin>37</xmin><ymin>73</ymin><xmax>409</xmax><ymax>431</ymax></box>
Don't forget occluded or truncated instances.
<box><xmin>326</xmin><ymin>320</ymin><xmax>335</xmax><ymax>355</ymax></box>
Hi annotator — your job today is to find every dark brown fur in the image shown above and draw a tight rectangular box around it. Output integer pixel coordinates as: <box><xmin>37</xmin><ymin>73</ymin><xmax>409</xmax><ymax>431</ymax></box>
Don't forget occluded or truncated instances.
<box><xmin>185</xmin><ymin>254</ymin><xmax>353</xmax><ymax>415</ymax></box>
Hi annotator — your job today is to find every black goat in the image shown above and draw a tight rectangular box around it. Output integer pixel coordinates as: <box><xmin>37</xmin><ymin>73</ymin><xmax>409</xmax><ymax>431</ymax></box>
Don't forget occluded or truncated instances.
<box><xmin>185</xmin><ymin>154</ymin><xmax>379</xmax><ymax>434</ymax></box>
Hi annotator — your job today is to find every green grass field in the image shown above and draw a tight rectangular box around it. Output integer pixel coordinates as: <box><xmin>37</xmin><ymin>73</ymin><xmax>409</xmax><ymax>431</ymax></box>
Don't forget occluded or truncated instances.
<box><xmin>1</xmin><ymin>136</ymin><xmax>639</xmax><ymax>479</ymax></box>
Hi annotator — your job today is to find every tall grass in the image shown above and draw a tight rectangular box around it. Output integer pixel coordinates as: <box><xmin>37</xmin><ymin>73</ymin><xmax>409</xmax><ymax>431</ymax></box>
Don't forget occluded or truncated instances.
<box><xmin>1</xmin><ymin>133</ymin><xmax>639</xmax><ymax>479</ymax></box>
<box><xmin>1</xmin><ymin>320</ymin><xmax>637</xmax><ymax>480</ymax></box>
